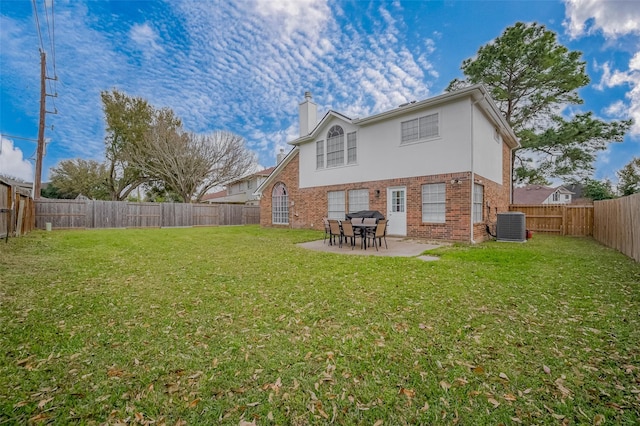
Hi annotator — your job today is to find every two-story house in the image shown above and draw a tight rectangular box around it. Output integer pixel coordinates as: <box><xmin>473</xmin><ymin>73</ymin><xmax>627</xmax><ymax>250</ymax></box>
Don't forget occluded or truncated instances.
<box><xmin>202</xmin><ymin>167</ymin><xmax>275</xmax><ymax>206</ymax></box>
<box><xmin>255</xmin><ymin>85</ymin><xmax>519</xmax><ymax>242</ymax></box>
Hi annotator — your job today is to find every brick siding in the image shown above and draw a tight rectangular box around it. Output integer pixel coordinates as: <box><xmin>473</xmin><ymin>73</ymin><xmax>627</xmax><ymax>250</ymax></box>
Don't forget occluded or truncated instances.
<box><xmin>261</xmin><ymin>144</ymin><xmax>513</xmax><ymax>243</ymax></box>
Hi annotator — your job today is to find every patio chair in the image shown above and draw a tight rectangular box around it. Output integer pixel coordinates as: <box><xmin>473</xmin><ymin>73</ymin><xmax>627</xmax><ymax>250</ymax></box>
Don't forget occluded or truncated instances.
<box><xmin>328</xmin><ymin>220</ymin><xmax>342</xmax><ymax>247</ymax></box>
<box><xmin>362</xmin><ymin>217</ymin><xmax>377</xmax><ymax>225</ymax></box>
<box><xmin>322</xmin><ymin>217</ymin><xmax>330</xmax><ymax>244</ymax></box>
<box><xmin>340</xmin><ymin>220</ymin><xmax>360</xmax><ymax>250</ymax></box>
<box><xmin>366</xmin><ymin>219</ymin><xmax>388</xmax><ymax>251</ymax></box>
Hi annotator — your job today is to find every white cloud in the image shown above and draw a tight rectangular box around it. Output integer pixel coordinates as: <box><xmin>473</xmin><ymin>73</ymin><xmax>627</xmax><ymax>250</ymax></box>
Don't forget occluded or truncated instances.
<box><xmin>596</xmin><ymin>57</ymin><xmax>640</xmax><ymax>136</ymax></box>
<box><xmin>129</xmin><ymin>23</ymin><xmax>164</xmax><ymax>55</ymax></box>
<box><xmin>564</xmin><ymin>0</ymin><xmax>640</xmax><ymax>39</ymax></box>
<box><xmin>2</xmin><ymin>0</ymin><xmax>439</xmax><ymax>170</ymax></box>
<box><xmin>0</xmin><ymin>138</ymin><xmax>33</xmax><ymax>182</ymax></box>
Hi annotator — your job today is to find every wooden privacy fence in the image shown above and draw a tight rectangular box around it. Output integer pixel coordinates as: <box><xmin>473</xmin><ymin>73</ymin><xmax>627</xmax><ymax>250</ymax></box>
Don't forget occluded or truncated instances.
<box><xmin>509</xmin><ymin>204</ymin><xmax>594</xmax><ymax>236</ymax></box>
<box><xmin>593</xmin><ymin>194</ymin><xmax>640</xmax><ymax>262</ymax></box>
<box><xmin>35</xmin><ymin>199</ymin><xmax>260</xmax><ymax>229</ymax></box>
<box><xmin>1</xmin><ymin>179</ymin><xmax>35</xmax><ymax>239</ymax></box>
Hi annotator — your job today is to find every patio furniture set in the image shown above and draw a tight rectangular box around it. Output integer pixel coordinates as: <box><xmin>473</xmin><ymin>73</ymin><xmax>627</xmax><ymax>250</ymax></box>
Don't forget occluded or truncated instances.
<box><xmin>323</xmin><ymin>212</ymin><xmax>388</xmax><ymax>251</ymax></box>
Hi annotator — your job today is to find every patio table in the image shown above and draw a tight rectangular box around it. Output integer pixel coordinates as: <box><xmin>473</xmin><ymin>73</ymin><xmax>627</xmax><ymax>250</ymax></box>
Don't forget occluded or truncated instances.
<box><xmin>352</xmin><ymin>223</ymin><xmax>376</xmax><ymax>249</ymax></box>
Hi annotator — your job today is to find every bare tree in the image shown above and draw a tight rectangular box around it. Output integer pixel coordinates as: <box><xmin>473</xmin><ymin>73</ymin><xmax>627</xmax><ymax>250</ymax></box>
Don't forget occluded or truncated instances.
<box><xmin>127</xmin><ymin>112</ymin><xmax>256</xmax><ymax>202</ymax></box>
<box><xmin>191</xmin><ymin>131</ymin><xmax>257</xmax><ymax>202</ymax></box>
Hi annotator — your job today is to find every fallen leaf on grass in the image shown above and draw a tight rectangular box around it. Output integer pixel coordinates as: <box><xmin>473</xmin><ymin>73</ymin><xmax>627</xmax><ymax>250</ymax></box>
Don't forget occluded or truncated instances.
<box><xmin>399</xmin><ymin>388</ymin><xmax>415</xmax><ymax>398</ymax></box>
<box><xmin>593</xmin><ymin>414</ymin><xmax>605</xmax><ymax>425</ymax></box>
<box><xmin>13</xmin><ymin>401</ymin><xmax>28</xmax><ymax>408</ymax></box>
<box><xmin>188</xmin><ymin>398</ymin><xmax>200</xmax><ymax>408</ymax></box>
<box><xmin>16</xmin><ymin>355</ymin><xmax>35</xmax><ymax>366</ymax></box>
<box><xmin>503</xmin><ymin>393</ymin><xmax>517</xmax><ymax>402</ymax></box>
<box><xmin>499</xmin><ymin>372</ymin><xmax>509</xmax><ymax>381</ymax></box>
<box><xmin>543</xmin><ymin>365</ymin><xmax>551</xmax><ymax>374</ymax></box>
<box><xmin>440</xmin><ymin>381</ymin><xmax>451</xmax><ymax>391</ymax></box>
<box><xmin>107</xmin><ymin>366</ymin><xmax>126</xmax><ymax>378</ymax></box>
<box><xmin>29</xmin><ymin>413</ymin><xmax>50</xmax><ymax>423</ymax></box>
<box><xmin>38</xmin><ymin>397</ymin><xmax>53</xmax><ymax>409</ymax></box>
<box><xmin>472</xmin><ymin>366</ymin><xmax>485</xmax><ymax>375</ymax></box>
<box><xmin>487</xmin><ymin>398</ymin><xmax>500</xmax><ymax>408</ymax></box>
<box><xmin>374</xmin><ymin>420</ymin><xmax>384</xmax><ymax>426</ymax></box>
<box><xmin>554</xmin><ymin>378</ymin><xmax>573</xmax><ymax>399</ymax></box>
<box><xmin>238</xmin><ymin>421</ymin><xmax>256</xmax><ymax>426</ymax></box>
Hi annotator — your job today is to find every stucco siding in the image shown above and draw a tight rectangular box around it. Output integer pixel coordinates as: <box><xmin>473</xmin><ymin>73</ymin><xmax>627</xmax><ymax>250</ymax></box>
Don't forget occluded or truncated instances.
<box><xmin>298</xmin><ymin>101</ymin><xmax>474</xmax><ymax>188</ymax></box>
<box><xmin>472</xmin><ymin>102</ymin><xmax>504</xmax><ymax>184</ymax></box>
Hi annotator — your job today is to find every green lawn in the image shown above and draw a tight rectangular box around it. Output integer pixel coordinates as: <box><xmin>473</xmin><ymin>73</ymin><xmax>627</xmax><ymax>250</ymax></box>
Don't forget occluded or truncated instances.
<box><xmin>1</xmin><ymin>226</ymin><xmax>639</xmax><ymax>425</ymax></box>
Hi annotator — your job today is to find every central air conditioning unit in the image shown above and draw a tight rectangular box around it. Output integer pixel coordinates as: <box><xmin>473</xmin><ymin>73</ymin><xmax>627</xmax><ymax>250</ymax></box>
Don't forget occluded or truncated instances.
<box><xmin>496</xmin><ymin>212</ymin><xmax>526</xmax><ymax>242</ymax></box>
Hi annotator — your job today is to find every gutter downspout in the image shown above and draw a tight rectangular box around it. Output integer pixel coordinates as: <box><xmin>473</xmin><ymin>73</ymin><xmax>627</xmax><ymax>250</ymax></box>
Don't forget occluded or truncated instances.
<box><xmin>469</xmin><ymin>96</ymin><xmax>483</xmax><ymax>244</ymax></box>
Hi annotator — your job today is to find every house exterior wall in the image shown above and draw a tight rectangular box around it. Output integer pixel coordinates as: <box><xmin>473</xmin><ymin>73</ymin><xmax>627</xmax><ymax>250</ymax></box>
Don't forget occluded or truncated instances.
<box><xmin>260</xmin><ymin>148</ymin><xmax>512</xmax><ymax>242</ymax></box>
<box><xmin>259</xmin><ymin>89</ymin><xmax>515</xmax><ymax>243</ymax></box>
<box><xmin>299</xmin><ymin>101</ymin><xmax>478</xmax><ymax>188</ymax></box>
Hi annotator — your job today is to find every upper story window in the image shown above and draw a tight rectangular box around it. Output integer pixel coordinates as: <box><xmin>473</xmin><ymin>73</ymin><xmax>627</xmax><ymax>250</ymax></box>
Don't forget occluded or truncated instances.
<box><xmin>401</xmin><ymin>112</ymin><xmax>439</xmax><ymax>144</ymax></box>
<box><xmin>347</xmin><ymin>132</ymin><xmax>357</xmax><ymax>164</ymax></box>
<box><xmin>316</xmin><ymin>140</ymin><xmax>324</xmax><ymax>169</ymax></box>
<box><xmin>326</xmin><ymin>126</ymin><xmax>344</xmax><ymax>167</ymax></box>
<box><xmin>316</xmin><ymin>126</ymin><xmax>357</xmax><ymax>169</ymax></box>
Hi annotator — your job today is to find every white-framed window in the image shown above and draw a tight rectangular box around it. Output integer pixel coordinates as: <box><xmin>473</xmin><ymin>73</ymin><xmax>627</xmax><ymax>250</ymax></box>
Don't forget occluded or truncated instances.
<box><xmin>326</xmin><ymin>125</ymin><xmax>344</xmax><ymax>167</ymax></box>
<box><xmin>316</xmin><ymin>140</ymin><xmax>324</xmax><ymax>169</ymax></box>
<box><xmin>552</xmin><ymin>192</ymin><xmax>560</xmax><ymax>202</ymax></box>
<box><xmin>272</xmin><ymin>182</ymin><xmax>289</xmax><ymax>224</ymax></box>
<box><xmin>327</xmin><ymin>190</ymin><xmax>345</xmax><ymax>220</ymax></box>
<box><xmin>247</xmin><ymin>179</ymin><xmax>254</xmax><ymax>190</ymax></box>
<box><xmin>473</xmin><ymin>183</ymin><xmax>484</xmax><ymax>223</ymax></box>
<box><xmin>347</xmin><ymin>132</ymin><xmax>357</xmax><ymax>164</ymax></box>
<box><xmin>348</xmin><ymin>189</ymin><xmax>369</xmax><ymax>213</ymax></box>
<box><xmin>401</xmin><ymin>113</ymin><xmax>439</xmax><ymax>144</ymax></box>
<box><xmin>422</xmin><ymin>183</ymin><xmax>445</xmax><ymax>223</ymax></box>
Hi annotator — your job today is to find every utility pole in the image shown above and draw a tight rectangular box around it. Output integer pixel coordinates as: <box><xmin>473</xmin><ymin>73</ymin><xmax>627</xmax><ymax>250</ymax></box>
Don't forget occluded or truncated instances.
<box><xmin>33</xmin><ymin>50</ymin><xmax>57</xmax><ymax>199</ymax></box>
<box><xmin>34</xmin><ymin>50</ymin><xmax>46</xmax><ymax>199</ymax></box>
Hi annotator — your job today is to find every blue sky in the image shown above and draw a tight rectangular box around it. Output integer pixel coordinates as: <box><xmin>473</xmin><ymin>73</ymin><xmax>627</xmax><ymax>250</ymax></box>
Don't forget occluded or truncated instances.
<box><xmin>1</xmin><ymin>0</ymin><xmax>639</xmax><ymax>187</ymax></box>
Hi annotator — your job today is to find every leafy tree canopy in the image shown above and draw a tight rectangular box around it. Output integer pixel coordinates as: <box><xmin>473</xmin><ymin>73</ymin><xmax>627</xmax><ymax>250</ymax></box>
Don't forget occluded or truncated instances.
<box><xmin>583</xmin><ymin>178</ymin><xmax>616</xmax><ymax>201</ymax></box>
<box><xmin>616</xmin><ymin>157</ymin><xmax>640</xmax><ymax>196</ymax></box>
<box><xmin>49</xmin><ymin>159</ymin><xmax>109</xmax><ymax>200</ymax></box>
<box><xmin>101</xmin><ymin>89</ymin><xmax>166</xmax><ymax>200</ymax></box>
<box><xmin>447</xmin><ymin>22</ymin><xmax>632</xmax><ymax>184</ymax></box>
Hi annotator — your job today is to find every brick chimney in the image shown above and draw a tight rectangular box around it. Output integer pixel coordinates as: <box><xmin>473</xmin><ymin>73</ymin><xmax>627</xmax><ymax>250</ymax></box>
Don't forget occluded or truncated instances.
<box><xmin>299</xmin><ymin>91</ymin><xmax>317</xmax><ymax>137</ymax></box>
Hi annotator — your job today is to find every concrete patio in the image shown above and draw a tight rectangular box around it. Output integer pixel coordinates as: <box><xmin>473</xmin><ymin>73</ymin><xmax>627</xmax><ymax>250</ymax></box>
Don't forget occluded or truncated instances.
<box><xmin>298</xmin><ymin>236</ymin><xmax>443</xmax><ymax>261</ymax></box>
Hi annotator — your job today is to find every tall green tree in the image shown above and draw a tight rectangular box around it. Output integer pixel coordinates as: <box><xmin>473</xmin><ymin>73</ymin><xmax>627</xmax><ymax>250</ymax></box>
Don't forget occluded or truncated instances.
<box><xmin>583</xmin><ymin>178</ymin><xmax>616</xmax><ymax>201</ymax></box>
<box><xmin>48</xmin><ymin>159</ymin><xmax>109</xmax><ymax>200</ymax></box>
<box><xmin>101</xmin><ymin>89</ymin><xmax>159</xmax><ymax>200</ymax></box>
<box><xmin>447</xmin><ymin>22</ymin><xmax>632</xmax><ymax>184</ymax></box>
<box><xmin>616</xmin><ymin>157</ymin><xmax>640</xmax><ymax>196</ymax></box>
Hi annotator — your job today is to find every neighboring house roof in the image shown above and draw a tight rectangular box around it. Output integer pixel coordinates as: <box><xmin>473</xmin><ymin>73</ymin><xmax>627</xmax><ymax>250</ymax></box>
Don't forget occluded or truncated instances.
<box><xmin>564</xmin><ymin>183</ymin><xmax>585</xmax><ymax>199</ymax></box>
<box><xmin>203</xmin><ymin>167</ymin><xmax>276</xmax><ymax>203</ymax></box>
<box><xmin>254</xmin><ymin>166</ymin><xmax>275</xmax><ymax>177</ymax></box>
<box><xmin>201</xmin><ymin>189</ymin><xmax>226</xmax><ymax>202</ymax></box>
<box><xmin>513</xmin><ymin>185</ymin><xmax>574</xmax><ymax>204</ymax></box>
<box><xmin>254</xmin><ymin>148</ymin><xmax>298</xmax><ymax>196</ymax></box>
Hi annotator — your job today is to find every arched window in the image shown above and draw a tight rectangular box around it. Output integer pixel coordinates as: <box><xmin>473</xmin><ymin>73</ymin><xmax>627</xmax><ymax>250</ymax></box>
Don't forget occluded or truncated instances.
<box><xmin>326</xmin><ymin>125</ymin><xmax>344</xmax><ymax>167</ymax></box>
<box><xmin>272</xmin><ymin>182</ymin><xmax>289</xmax><ymax>224</ymax></box>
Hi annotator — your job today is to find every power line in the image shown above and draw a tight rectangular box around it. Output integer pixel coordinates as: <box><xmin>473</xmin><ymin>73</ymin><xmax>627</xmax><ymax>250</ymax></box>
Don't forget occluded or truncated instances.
<box><xmin>31</xmin><ymin>0</ymin><xmax>45</xmax><ymax>52</ymax></box>
<box><xmin>0</xmin><ymin>134</ymin><xmax>39</xmax><ymax>143</ymax></box>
